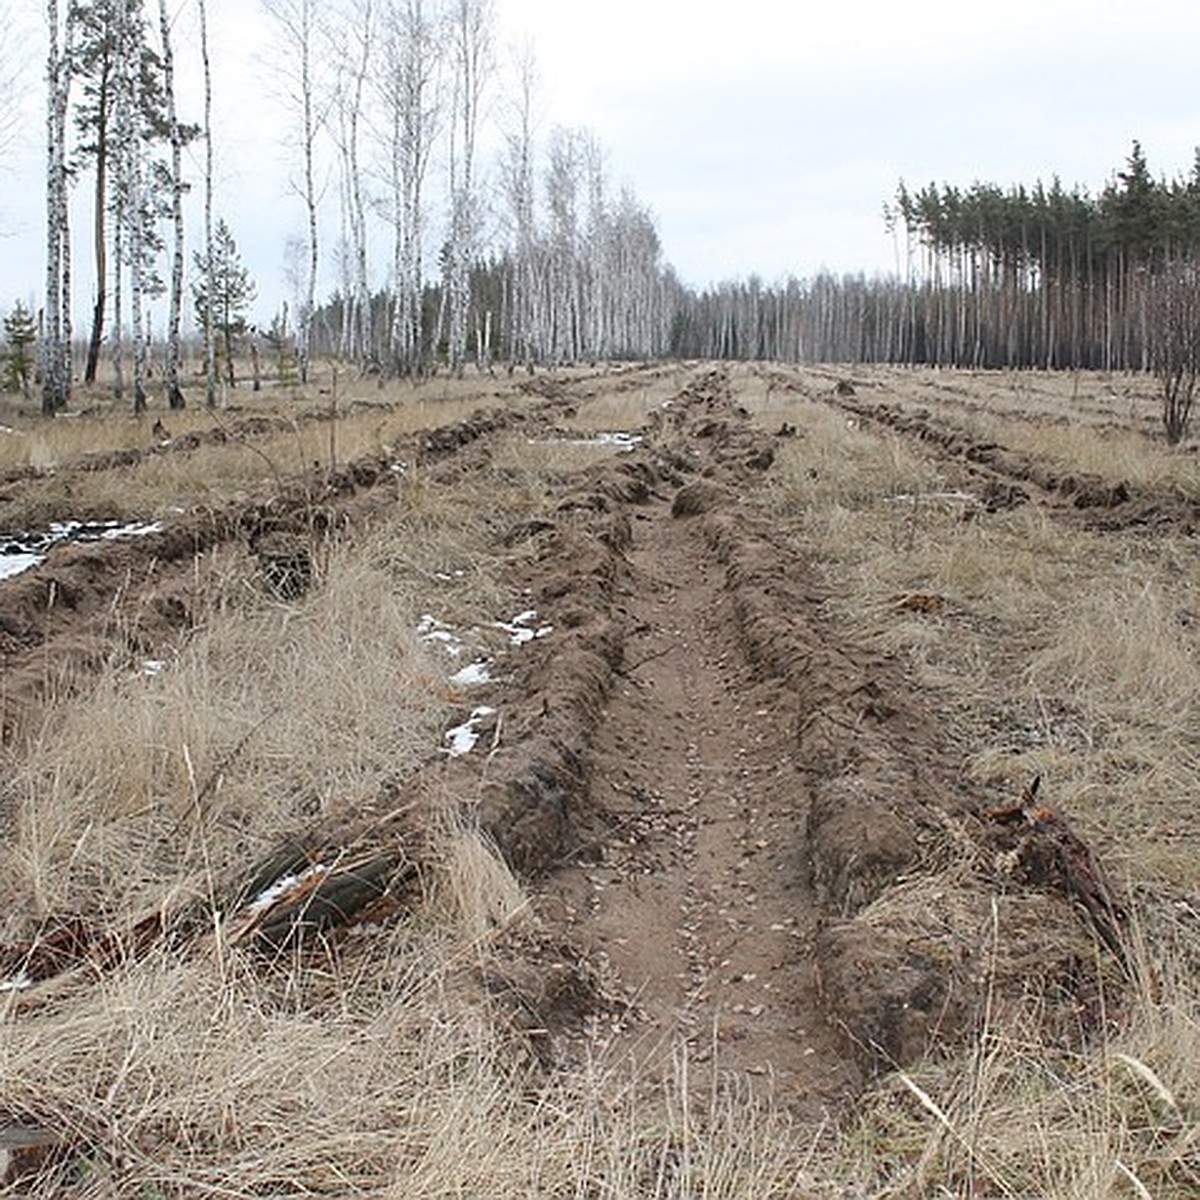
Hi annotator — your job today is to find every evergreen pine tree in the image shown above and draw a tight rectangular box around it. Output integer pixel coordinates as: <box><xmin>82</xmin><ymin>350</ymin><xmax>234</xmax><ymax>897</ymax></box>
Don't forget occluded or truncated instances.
<box><xmin>192</xmin><ymin>218</ymin><xmax>256</xmax><ymax>387</ymax></box>
<box><xmin>2</xmin><ymin>302</ymin><xmax>37</xmax><ymax>397</ymax></box>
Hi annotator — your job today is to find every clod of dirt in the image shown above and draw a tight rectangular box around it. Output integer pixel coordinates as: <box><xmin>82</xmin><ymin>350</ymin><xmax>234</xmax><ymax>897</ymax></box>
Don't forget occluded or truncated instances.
<box><xmin>835</xmin><ymin>379</ymin><xmax>856</xmax><ymax>396</ymax></box>
<box><xmin>479</xmin><ymin>748</ymin><xmax>583</xmax><ymax>877</ymax></box>
<box><xmin>808</xmin><ymin>775</ymin><xmax>922</xmax><ymax>913</ymax></box>
<box><xmin>978</xmin><ymin>478</ymin><xmax>1029</xmax><ymax>512</ymax></box>
<box><xmin>670</xmin><ymin>480</ymin><xmax>728</xmax><ymax>517</ymax></box>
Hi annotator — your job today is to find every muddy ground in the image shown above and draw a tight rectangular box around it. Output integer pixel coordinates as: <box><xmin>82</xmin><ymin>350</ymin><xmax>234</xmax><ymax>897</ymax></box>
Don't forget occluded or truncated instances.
<box><xmin>0</xmin><ymin>364</ymin><xmax>1143</xmax><ymax>1122</ymax></box>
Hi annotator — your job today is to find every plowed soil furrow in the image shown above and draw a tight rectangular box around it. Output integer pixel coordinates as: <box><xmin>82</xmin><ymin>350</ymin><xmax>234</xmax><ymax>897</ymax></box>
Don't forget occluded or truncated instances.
<box><xmin>536</xmin><ymin>488</ymin><xmax>859</xmax><ymax>1111</ymax></box>
<box><xmin>769</xmin><ymin>364</ymin><xmax>1199</xmax><ymax>531</ymax></box>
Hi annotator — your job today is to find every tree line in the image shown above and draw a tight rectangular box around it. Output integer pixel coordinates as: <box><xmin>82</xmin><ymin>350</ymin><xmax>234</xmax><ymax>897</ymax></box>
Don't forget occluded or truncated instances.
<box><xmin>21</xmin><ymin>1</ymin><xmax>1200</xmax><ymax>435</ymax></box>
<box><xmin>32</xmin><ymin>0</ymin><xmax>675</xmax><ymax>415</ymax></box>
<box><xmin>672</xmin><ymin>143</ymin><xmax>1200</xmax><ymax>378</ymax></box>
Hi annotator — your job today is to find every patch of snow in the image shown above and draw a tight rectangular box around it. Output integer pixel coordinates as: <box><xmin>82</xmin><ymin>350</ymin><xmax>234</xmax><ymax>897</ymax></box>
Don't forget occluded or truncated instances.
<box><xmin>449</xmin><ymin>659</ymin><xmax>492</xmax><ymax>686</ymax></box>
<box><xmin>593</xmin><ymin>431</ymin><xmax>643</xmax><ymax>451</ymax></box>
<box><xmin>443</xmin><ymin>706</ymin><xmax>496</xmax><ymax>757</ymax></box>
<box><xmin>0</xmin><ymin>424</ymin><xmax>23</xmax><ymax>436</ymax></box>
<box><xmin>141</xmin><ymin>659</ymin><xmax>168</xmax><ymax>678</ymax></box>
<box><xmin>497</xmin><ymin>609</ymin><xmax>553</xmax><ymax>645</ymax></box>
<box><xmin>0</xmin><ymin>551</ymin><xmax>44</xmax><ymax>582</ymax></box>
<box><xmin>0</xmin><ymin>972</ymin><xmax>32</xmax><ymax>993</ymax></box>
<box><xmin>247</xmin><ymin>864</ymin><xmax>328</xmax><ymax>915</ymax></box>
<box><xmin>1</xmin><ymin>520</ymin><xmax>166</xmax><ymax>583</ymax></box>
<box><xmin>529</xmin><ymin>431</ymin><xmax>643</xmax><ymax>453</ymax></box>
<box><xmin>99</xmin><ymin>520</ymin><xmax>162</xmax><ymax>540</ymax></box>
<box><xmin>417</xmin><ymin>613</ymin><xmax>464</xmax><ymax>657</ymax></box>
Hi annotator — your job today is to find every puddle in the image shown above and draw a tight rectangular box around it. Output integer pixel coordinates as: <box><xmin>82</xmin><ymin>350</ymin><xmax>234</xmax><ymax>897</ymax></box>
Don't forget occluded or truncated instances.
<box><xmin>0</xmin><ymin>519</ymin><xmax>163</xmax><ymax>583</ymax></box>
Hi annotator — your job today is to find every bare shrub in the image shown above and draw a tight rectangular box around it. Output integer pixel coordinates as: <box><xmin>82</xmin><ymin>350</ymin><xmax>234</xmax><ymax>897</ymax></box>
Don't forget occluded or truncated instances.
<box><xmin>1149</xmin><ymin>260</ymin><xmax>1200</xmax><ymax>445</ymax></box>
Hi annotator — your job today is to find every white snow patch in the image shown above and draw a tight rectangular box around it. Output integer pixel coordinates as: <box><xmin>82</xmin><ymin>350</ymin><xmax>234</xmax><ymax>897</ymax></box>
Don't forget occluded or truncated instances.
<box><xmin>449</xmin><ymin>659</ymin><xmax>492</xmax><ymax>686</ymax></box>
<box><xmin>417</xmin><ymin>613</ymin><xmax>464</xmax><ymax>657</ymax></box>
<box><xmin>0</xmin><ymin>551</ymin><xmax>44</xmax><ymax>582</ymax></box>
<box><xmin>0</xmin><ymin>972</ymin><xmax>33</xmax><ymax>993</ymax></box>
<box><xmin>497</xmin><ymin>609</ymin><xmax>553</xmax><ymax>645</ymax></box>
<box><xmin>247</xmin><ymin>864</ymin><xmax>328</xmax><ymax>916</ymax></box>
<box><xmin>529</xmin><ymin>431</ymin><xmax>642</xmax><ymax>453</ymax></box>
<box><xmin>141</xmin><ymin>659</ymin><xmax>168</xmax><ymax>678</ymax></box>
<box><xmin>443</xmin><ymin>706</ymin><xmax>496</xmax><ymax>757</ymax></box>
<box><xmin>1</xmin><ymin>520</ymin><xmax>165</xmax><ymax>583</ymax></box>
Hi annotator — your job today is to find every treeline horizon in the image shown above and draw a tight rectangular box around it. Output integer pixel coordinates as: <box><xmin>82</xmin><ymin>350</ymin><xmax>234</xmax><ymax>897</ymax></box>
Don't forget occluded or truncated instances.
<box><xmin>293</xmin><ymin>140</ymin><xmax>1200</xmax><ymax>374</ymax></box>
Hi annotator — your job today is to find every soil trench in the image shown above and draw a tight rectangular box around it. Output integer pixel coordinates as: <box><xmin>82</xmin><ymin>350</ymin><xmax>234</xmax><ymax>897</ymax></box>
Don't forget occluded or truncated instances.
<box><xmin>537</xmin><ymin>491</ymin><xmax>860</xmax><ymax>1112</ymax></box>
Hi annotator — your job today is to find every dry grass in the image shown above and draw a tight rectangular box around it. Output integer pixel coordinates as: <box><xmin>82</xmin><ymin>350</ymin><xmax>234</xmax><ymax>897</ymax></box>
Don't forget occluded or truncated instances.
<box><xmin>777</xmin><ymin>363</ymin><xmax>1200</xmax><ymax>497</ymax></box>
<box><xmin>2</xmin><ymin>384</ymin><xmax>822</xmax><ymax>1196</ymax></box>
<box><xmin>753</xmin><ymin>367</ymin><xmax>1200</xmax><ymax>1196</ymax></box>
<box><xmin>831</xmin><ymin>931</ymin><xmax>1200</xmax><ymax>1199</ymax></box>
<box><xmin>5</xmin><ymin>361</ymin><xmax>1199</xmax><ymax>1195</ymax></box>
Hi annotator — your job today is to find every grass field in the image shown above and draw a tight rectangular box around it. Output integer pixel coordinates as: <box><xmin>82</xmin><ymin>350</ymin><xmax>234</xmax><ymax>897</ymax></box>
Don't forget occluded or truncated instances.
<box><xmin>1</xmin><ymin>360</ymin><xmax>1197</xmax><ymax>1197</ymax></box>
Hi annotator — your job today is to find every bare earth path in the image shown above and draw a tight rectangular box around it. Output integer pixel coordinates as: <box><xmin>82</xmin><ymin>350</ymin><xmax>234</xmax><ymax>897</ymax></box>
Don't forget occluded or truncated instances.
<box><xmin>536</xmin><ymin>486</ymin><xmax>860</xmax><ymax>1114</ymax></box>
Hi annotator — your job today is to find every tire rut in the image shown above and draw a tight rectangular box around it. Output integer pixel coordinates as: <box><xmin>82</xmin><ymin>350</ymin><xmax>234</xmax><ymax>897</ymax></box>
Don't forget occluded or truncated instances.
<box><xmin>536</xmin><ymin>488</ymin><xmax>859</xmax><ymax>1111</ymax></box>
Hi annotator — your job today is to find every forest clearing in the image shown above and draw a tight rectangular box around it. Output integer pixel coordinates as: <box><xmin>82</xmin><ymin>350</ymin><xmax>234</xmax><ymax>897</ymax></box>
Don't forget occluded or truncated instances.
<box><xmin>0</xmin><ymin>359</ymin><xmax>1197</xmax><ymax>1196</ymax></box>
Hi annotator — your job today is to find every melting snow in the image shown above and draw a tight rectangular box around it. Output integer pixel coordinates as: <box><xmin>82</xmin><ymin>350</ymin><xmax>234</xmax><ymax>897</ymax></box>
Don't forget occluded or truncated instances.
<box><xmin>444</xmin><ymin>706</ymin><xmax>496</xmax><ymax>757</ymax></box>
<box><xmin>0</xmin><ymin>972</ymin><xmax>32</xmax><ymax>993</ymax></box>
<box><xmin>0</xmin><ymin>551</ymin><xmax>44</xmax><ymax>582</ymax></box>
<box><xmin>497</xmin><ymin>610</ymin><xmax>553</xmax><ymax>645</ymax></box>
<box><xmin>247</xmin><ymin>864</ymin><xmax>328</xmax><ymax>916</ymax></box>
<box><xmin>449</xmin><ymin>659</ymin><xmax>492</xmax><ymax>686</ymax></box>
<box><xmin>529</xmin><ymin>431</ymin><xmax>642</xmax><ymax>453</ymax></box>
<box><xmin>0</xmin><ymin>519</ymin><xmax>164</xmax><ymax>583</ymax></box>
<box><xmin>417</xmin><ymin>613</ymin><xmax>465</xmax><ymax>657</ymax></box>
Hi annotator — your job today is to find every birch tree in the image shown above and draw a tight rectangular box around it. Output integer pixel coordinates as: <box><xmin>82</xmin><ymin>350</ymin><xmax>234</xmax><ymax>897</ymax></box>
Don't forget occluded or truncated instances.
<box><xmin>262</xmin><ymin>0</ymin><xmax>323</xmax><ymax>385</ymax></box>
<box><xmin>43</xmin><ymin>0</ymin><xmax>74</xmax><ymax>415</ymax></box>
<box><xmin>544</xmin><ymin>126</ymin><xmax>581</xmax><ymax>364</ymax></box>
<box><xmin>498</xmin><ymin>39</ymin><xmax>538</xmax><ymax>372</ymax></box>
<box><xmin>198</xmin><ymin>0</ymin><xmax>216</xmax><ymax>407</ymax></box>
<box><xmin>379</xmin><ymin>0</ymin><xmax>441</xmax><ymax>377</ymax></box>
<box><xmin>327</xmin><ymin>0</ymin><xmax>375</xmax><ymax>369</ymax></box>
<box><xmin>157</xmin><ymin>0</ymin><xmax>186</xmax><ymax>407</ymax></box>
<box><xmin>442</xmin><ymin>0</ymin><xmax>491</xmax><ymax>375</ymax></box>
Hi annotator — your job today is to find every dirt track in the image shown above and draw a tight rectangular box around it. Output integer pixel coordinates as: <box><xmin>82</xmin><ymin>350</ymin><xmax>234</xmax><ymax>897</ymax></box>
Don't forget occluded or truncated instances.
<box><xmin>0</xmin><ymin>364</ymin><xmax>1134</xmax><ymax>1113</ymax></box>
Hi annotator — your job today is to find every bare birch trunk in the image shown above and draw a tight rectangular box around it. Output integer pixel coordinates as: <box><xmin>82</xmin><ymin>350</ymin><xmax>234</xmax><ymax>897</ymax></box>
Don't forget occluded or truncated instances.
<box><xmin>445</xmin><ymin>0</ymin><xmax>491</xmax><ymax>377</ymax></box>
<box><xmin>42</xmin><ymin>0</ymin><xmax>72</xmax><ymax>415</ymax></box>
<box><xmin>159</xmin><ymin>0</ymin><xmax>186</xmax><ymax>408</ymax></box>
<box><xmin>83</xmin><ymin>61</ymin><xmax>109</xmax><ymax>386</ymax></box>
<box><xmin>199</xmin><ymin>0</ymin><xmax>216</xmax><ymax>407</ymax></box>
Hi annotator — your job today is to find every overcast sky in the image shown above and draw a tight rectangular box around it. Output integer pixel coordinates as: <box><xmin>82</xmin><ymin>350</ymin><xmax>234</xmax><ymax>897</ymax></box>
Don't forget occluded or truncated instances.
<box><xmin>4</xmin><ymin>0</ymin><xmax>1200</xmax><ymax>324</ymax></box>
